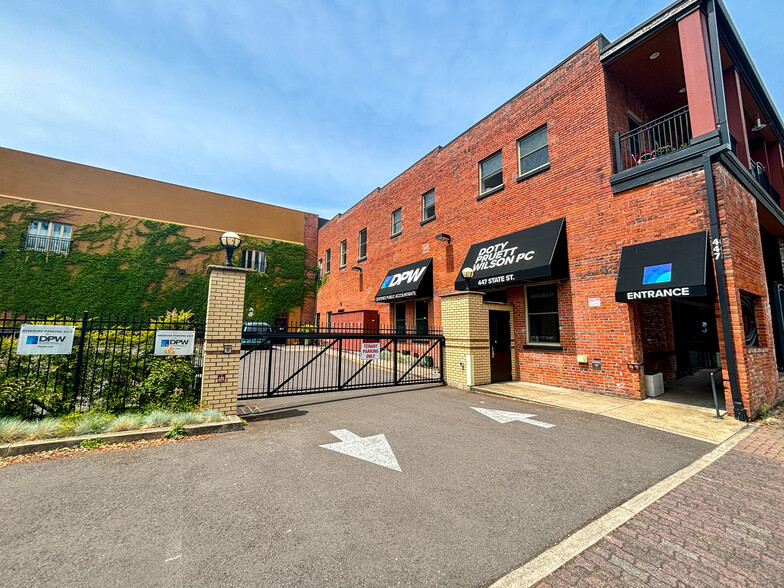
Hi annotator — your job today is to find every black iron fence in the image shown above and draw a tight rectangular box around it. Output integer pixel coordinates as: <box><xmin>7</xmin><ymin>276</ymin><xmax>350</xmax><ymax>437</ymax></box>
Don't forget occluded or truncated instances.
<box><xmin>615</xmin><ymin>106</ymin><xmax>692</xmax><ymax>172</ymax></box>
<box><xmin>0</xmin><ymin>311</ymin><xmax>204</xmax><ymax>417</ymax></box>
<box><xmin>19</xmin><ymin>233</ymin><xmax>72</xmax><ymax>254</ymax></box>
<box><xmin>239</xmin><ymin>323</ymin><xmax>444</xmax><ymax>400</ymax></box>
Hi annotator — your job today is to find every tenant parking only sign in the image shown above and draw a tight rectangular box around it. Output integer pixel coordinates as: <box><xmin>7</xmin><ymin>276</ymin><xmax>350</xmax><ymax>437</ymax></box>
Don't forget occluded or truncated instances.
<box><xmin>154</xmin><ymin>330</ymin><xmax>196</xmax><ymax>356</ymax></box>
<box><xmin>17</xmin><ymin>325</ymin><xmax>76</xmax><ymax>355</ymax></box>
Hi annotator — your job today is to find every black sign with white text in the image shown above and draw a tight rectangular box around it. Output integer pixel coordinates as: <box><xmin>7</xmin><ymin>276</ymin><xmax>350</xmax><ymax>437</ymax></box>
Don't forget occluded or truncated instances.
<box><xmin>454</xmin><ymin>218</ymin><xmax>568</xmax><ymax>290</ymax></box>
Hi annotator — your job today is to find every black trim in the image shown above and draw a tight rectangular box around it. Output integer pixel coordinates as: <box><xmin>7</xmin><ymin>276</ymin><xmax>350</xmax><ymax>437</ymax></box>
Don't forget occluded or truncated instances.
<box><xmin>517</xmin><ymin>163</ymin><xmax>550</xmax><ymax>183</ymax></box>
<box><xmin>420</xmin><ymin>216</ymin><xmax>436</xmax><ymax>226</ymax></box>
<box><xmin>523</xmin><ymin>344</ymin><xmax>564</xmax><ymax>351</ymax></box>
<box><xmin>717</xmin><ymin>150</ymin><xmax>784</xmax><ymax>228</ymax></box>
<box><xmin>390</xmin><ymin>231</ymin><xmax>402</xmax><ymax>239</ymax></box>
<box><xmin>476</xmin><ymin>184</ymin><xmax>504</xmax><ymax>201</ymax></box>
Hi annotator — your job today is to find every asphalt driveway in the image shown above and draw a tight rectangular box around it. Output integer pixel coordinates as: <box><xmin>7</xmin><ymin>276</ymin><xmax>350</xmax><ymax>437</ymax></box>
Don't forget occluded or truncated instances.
<box><xmin>0</xmin><ymin>385</ymin><xmax>712</xmax><ymax>587</ymax></box>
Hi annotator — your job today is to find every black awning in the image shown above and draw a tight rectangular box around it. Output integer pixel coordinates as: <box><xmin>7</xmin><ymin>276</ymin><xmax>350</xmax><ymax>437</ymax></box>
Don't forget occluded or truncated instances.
<box><xmin>454</xmin><ymin>218</ymin><xmax>568</xmax><ymax>290</ymax></box>
<box><xmin>615</xmin><ymin>231</ymin><xmax>712</xmax><ymax>302</ymax></box>
<box><xmin>375</xmin><ymin>258</ymin><xmax>433</xmax><ymax>302</ymax></box>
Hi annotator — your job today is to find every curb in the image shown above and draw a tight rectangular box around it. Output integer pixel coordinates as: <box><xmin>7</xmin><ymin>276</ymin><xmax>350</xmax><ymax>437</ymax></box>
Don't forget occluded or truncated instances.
<box><xmin>489</xmin><ymin>422</ymin><xmax>758</xmax><ymax>588</ymax></box>
<box><xmin>0</xmin><ymin>415</ymin><xmax>244</xmax><ymax>458</ymax></box>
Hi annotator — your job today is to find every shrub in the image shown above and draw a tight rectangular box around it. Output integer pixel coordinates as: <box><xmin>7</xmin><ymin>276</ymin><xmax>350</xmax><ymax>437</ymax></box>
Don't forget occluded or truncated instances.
<box><xmin>0</xmin><ymin>417</ymin><xmax>27</xmax><ymax>443</ymax></box>
<box><xmin>164</xmin><ymin>424</ymin><xmax>187</xmax><ymax>439</ymax></box>
<box><xmin>106</xmin><ymin>413</ymin><xmax>143</xmax><ymax>432</ymax></box>
<box><xmin>71</xmin><ymin>411</ymin><xmax>114</xmax><ymax>436</ymax></box>
<box><xmin>141</xmin><ymin>409</ymin><xmax>175</xmax><ymax>429</ymax></box>
<box><xmin>136</xmin><ymin>356</ymin><xmax>198</xmax><ymax>412</ymax></box>
<box><xmin>198</xmin><ymin>409</ymin><xmax>225</xmax><ymax>423</ymax></box>
<box><xmin>23</xmin><ymin>418</ymin><xmax>60</xmax><ymax>440</ymax></box>
<box><xmin>0</xmin><ymin>376</ymin><xmax>67</xmax><ymax>418</ymax></box>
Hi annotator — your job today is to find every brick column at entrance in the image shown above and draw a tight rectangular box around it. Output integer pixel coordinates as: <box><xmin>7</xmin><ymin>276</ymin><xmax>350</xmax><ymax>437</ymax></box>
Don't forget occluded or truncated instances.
<box><xmin>441</xmin><ymin>291</ymin><xmax>490</xmax><ymax>389</ymax></box>
<box><xmin>201</xmin><ymin>265</ymin><xmax>250</xmax><ymax>415</ymax></box>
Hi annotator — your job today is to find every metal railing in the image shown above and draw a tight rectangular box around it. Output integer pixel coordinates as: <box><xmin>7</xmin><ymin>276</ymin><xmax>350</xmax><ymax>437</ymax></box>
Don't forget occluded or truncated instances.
<box><xmin>19</xmin><ymin>233</ymin><xmax>72</xmax><ymax>254</ymax></box>
<box><xmin>614</xmin><ymin>106</ymin><xmax>692</xmax><ymax>173</ymax></box>
<box><xmin>0</xmin><ymin>311</ymin><xmax>204</xmax><ymax>416</ymax></box>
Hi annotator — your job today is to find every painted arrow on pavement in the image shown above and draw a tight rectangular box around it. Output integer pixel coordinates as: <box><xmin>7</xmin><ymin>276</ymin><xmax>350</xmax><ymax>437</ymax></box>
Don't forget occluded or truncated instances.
<box><xmin>320</xmin><ymin>429</ymin><xmax>401</xmax><ymax>471</ymax></box>
<box><xmin>471</xmin><ymin>407</ymin><xmax>555</xmax><ymax>428</ymax></box>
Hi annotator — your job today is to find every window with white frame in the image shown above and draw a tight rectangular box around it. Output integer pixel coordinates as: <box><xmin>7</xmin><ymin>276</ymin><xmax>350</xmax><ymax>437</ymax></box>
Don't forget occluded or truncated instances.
<box><xmin>479</xmin><ymin>151</ymin><xmax>503</xmax><ymax>195</ymax></box>
<box><xmin>526</xmin><ymin>283</ymin><xmax>560</xmax><ymax>345</ymax></box>
<box><xmin>325</xmin><ymin>249</ymin><xmax>331</xmax><ymax>273</ymax></box>
<box><xmin>339</xmin><ymin>240</ymin><xmax>347</xmax><ymax>268</ymax></box>
<box><xmin>391</xmin><ymin>208</ymin><xmax>402</xmax><ymax>236</ymax></box>
<box><xmin>241</xmin><ymin>249</ymin><xmax>267</xmax><ymax>273</ymax></box>
<box><xmin>422</xmin><ymin>189</ymin><xmax>435</xmax><ymax>222</ymax></box>
<box><xmin>317</xmin><ymin>258</ymin><xmax>323</xmax><ymax>281</ymax></box>
<box><xmin>25</xmin><ymin>220</ymin><xmax>73</xmax><ymax>254</ymax></box>
<box><xmin>518</xmin><ymin>126</ymin><xmax>549</xmax><ymax>177</ymax></box>
<box><xmin>358</xmin><ymin>228</ymin><xmax>367</xmax><ymax>260</ymax></box>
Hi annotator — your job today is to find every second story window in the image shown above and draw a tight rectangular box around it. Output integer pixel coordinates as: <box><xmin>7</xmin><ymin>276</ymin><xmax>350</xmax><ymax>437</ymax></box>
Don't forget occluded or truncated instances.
<box><xmin>340</xmin><ymin>240</ymin><xmax>347</xmax><ymax>268</ymax></box>
<box><xmin>325</xmin><ymin>248</ymin><xmax>331</xmax><ymax>273</ymax></box>
<box><xmin>23</xmin><ymin>220</ymin><xmax>73</xmax><ymax>254</ymax></box>
<box><xmin>518</xmin><ymin>126</ymin><xmax>549</xmax><ymax>177</ymax></box>
<box><xmin>422</xmin><ymin>189</ymin><xmax>435</xmax><ymax>222</ymax></box>
<box><xmin>241</xmin><ymin>249</ymin><xmax>267</xmax><ymax>273</ymax></box>
<box><xmin>479</xmin><ymin>151</ymin><xmax>503</xmax><ymax>195</ymax></box>
<box><xmin>317</xmin><ymin>258</ymin><xmax>323</xmax><ymax>281</ymax></box>
<box><xmin>358</xmin><ymin>228</ymin><xmax>367</xmax><ymax>260</ymax></box>
<box><xmin>391</xmin><ymin>208</ymin><xmax>402</xmax><ymax>237</ymax></box>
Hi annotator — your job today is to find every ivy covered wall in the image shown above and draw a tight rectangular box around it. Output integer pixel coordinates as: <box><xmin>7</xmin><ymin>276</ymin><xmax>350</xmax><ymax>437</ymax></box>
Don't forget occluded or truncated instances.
<box><xmin>0</xmin><ymin>202</ymin><xmax>316</xmax><ymax>321</ymax></box>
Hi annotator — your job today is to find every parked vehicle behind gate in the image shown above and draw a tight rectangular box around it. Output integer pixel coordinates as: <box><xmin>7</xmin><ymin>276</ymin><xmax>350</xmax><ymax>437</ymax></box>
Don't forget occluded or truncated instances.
<box><xmin>241</xmin><ymin>322</ymin><xmax>273</xmax><ymax>350</ymax></box>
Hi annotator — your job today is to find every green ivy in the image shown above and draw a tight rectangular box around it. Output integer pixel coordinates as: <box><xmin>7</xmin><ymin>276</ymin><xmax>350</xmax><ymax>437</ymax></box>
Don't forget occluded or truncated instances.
<box><xmin>0</xmin><ymin>202</ymin><xmax>316</xmax><ymax>320</ymax></box>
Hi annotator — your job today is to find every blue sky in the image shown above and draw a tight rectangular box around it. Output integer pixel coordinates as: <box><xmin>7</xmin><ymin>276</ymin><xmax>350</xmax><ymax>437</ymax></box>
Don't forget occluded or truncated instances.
<box><xmin>1</xmin><ymin>0</ymin><xmax>781</xmax><ymax>220</ymax></box>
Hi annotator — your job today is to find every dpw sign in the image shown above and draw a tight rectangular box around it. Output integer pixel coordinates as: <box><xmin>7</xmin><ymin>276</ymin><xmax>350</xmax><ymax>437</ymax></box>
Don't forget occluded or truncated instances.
<box><xmin>154</xmin><ymin>330</ymin><xmax>196</xmax><ymax>356</ymax></box>
<box><xmin>17</xmin><ymin>325</ymin><xmax>76</xmax><ymax>355</ymax></box>
<box><xmin>381</xmin><ymin>267</ymin><xmax>427</xmax><ymax>289</ymax></box>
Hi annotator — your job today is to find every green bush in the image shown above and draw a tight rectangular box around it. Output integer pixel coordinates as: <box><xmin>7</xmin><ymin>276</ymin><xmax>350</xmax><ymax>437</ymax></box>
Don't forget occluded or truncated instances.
<box><xmin>135</xmin><ymin>356</ymin><xmax>198</xmax><ymax>412</ymax></box>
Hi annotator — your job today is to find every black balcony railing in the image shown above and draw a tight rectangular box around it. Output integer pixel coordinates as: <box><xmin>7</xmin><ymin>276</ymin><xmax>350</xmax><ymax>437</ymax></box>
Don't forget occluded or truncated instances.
<box><xmin>615</xmin><ymin>106</ymin><xmax>692</xmax><ymax>173</ymax></box>
<box><xmin>19</xmin><ymin>233</ymin><xmax>72</xmax><ymax>254</ymax></box>
<box><xmin>750</xmin><ymin>160</ymin><xmax>773</xmax><ymax>196</ymax></box>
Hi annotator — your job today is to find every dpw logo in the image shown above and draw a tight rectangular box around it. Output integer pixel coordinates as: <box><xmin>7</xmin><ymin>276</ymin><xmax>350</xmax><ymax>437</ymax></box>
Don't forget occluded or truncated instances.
<box><xmin>27</xmin><ymin>335</ymin><xmax>67</xmax><ymax>344</ymax></box>
<box><xmin>381</xmin><ymin>267</ymin><xmax>426</xmax><ymax>288</ymax></box>
<box><xmin>161</xmin><ymin>339</ymin><xmax>189</xmax><ymax>347</ymax></box>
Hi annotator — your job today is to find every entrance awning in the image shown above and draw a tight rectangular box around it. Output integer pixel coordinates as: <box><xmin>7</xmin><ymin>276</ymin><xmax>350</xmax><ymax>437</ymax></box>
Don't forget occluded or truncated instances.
<box><xmin>615</xmin><ymin>231</ymin><xmax>712</xmax><ymax>302</ymax></box>
<box><xmin>375</xmin><ymin>258</ymin><xmax>433</xmax><ymax>302</ymax></box>
<box><xmin>454</xmin><ymin>218</ymin><xmax>568</xmax><ymax>290</ymax></box>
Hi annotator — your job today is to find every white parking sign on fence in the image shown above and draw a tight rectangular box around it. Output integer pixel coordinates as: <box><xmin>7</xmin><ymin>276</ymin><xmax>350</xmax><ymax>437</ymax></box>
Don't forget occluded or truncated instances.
<box><xmin>17</xmin><ymin>325</ymin><xmax>75</xmax><ymax>355</ymax></box>
<box><xmin>361</xmin><ymin>342</ymin><xmax>380</xmax><ymax>360</ymax></box>
<box><xmin>154</xmin><ymin>330</ymin><xmax>196</xmax><ymax>356</ymax></box>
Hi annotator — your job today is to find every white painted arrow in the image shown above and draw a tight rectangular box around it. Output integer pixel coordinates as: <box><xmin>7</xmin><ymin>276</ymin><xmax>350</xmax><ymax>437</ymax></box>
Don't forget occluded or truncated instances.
<box><xmin>320</xmin><ymin>429</ymin><xmax>401</xmax><ymax>471</ymax></box>
<box><xmin>471</xmin><ymin>407</ymin><xmax>555</xmax><ymax>428</ymax></box>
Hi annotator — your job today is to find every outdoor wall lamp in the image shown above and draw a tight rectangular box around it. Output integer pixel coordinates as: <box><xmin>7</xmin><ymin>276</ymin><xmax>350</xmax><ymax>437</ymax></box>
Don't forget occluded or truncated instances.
<box><xmin>435</xmin><ymin>233</ymin><xmax>451</xmax><ymax>244</ymax></box>
<box><xmin>461</xmin><ymin>266</ymin><xmax>474</xmax><ymax>288</ymax></box>
<box><xmin>351</xmin><ymin>266</ymin><xmax>363</xmax><ymax>272</ymax></box>
<box><xmin>219</xmin><ymin>231</ymin><xmax>242</xmax><ymax>266</ymax></box>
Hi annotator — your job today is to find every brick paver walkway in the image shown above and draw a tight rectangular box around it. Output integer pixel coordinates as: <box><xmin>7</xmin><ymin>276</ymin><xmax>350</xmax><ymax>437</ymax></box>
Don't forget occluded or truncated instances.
<box><xmin>537</xmin><ymin>425</ymin><xmax>784</xmax><ymax>587</ymax></box>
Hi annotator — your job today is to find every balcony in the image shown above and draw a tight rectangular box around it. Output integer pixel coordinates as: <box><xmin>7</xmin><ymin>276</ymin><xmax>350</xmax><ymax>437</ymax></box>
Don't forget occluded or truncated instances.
<box><xmin>614</xmin><ymin>106</ymin><xmax>692</xmax><ymax>173</ymax></box>
<box><xmin>19</xmin><ymin>233</ymin><xmax>72</xmax><ymax>254</ymax></box>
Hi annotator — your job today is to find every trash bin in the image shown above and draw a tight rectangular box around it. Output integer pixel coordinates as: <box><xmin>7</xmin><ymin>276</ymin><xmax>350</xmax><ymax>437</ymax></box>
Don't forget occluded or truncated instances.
<box><xmin>644</xmin><ymin>370</ymin><xmax>665</xmax><ymax>398</ymax></box>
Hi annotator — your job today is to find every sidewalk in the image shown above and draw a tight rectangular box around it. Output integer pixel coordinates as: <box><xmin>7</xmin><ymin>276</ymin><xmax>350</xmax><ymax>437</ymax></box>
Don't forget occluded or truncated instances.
<box><xmin>500</xmin><ymin>419</ymin><xmax>784</xmax><ymax>587</ymax></box>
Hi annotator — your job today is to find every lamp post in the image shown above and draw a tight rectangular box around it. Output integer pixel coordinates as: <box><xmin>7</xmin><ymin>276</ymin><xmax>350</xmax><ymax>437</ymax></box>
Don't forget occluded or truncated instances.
<box><xmin>219</xmin><ymin>231</ymin><xmax>242</xmax><ymax>267</ymax></box>
<box><xmin>461</xmin><ymin>266</ymin><xmax>474</xmax><ymax>289</ymax></box>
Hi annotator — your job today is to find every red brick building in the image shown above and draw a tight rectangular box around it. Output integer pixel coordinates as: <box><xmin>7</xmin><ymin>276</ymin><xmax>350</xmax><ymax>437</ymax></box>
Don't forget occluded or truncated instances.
<box><xmin>316</xmin><ymin>0</ymin><xmax>784</xmax><ymax>420</ymax></box>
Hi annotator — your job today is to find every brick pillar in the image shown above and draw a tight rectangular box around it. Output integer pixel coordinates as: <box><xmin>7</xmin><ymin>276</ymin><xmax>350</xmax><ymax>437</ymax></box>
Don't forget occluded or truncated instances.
<box><xmin>440</xmin><ymin>291</ymin><xmax>490</xmax><ymax>390</ymax></box>
<box><xmin>201</xmin><ymin>265</ymin><xmax>250</xmax><ymax>415</ymax></box>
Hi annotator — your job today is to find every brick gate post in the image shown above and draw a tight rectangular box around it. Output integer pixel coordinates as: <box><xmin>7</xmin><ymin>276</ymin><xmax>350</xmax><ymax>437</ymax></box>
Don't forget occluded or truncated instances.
<box><xmin>201</xmin><ymin>265</ymin><xmax>250</xmax><ymax>415</ymax></box>
<box><xmin>440</xmin><ymin>291</ymin><xmax>490</xmax><ymax>390</ymax></box>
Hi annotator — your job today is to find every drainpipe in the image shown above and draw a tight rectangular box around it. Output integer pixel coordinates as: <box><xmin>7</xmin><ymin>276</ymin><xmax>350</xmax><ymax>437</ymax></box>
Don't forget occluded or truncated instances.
<box><xmin>703</xmin><ymin>150</ymin><xmax>748</xmax><ymax>421</ymax></box>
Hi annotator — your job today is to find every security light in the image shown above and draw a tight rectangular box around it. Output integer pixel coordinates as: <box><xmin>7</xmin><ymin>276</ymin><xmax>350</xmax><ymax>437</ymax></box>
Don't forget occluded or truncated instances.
<box><xmin>435</xmin><ymin>233</ymin><xmax>452</xmax><ymax>244</ymax></box>
<box><xmin>351</xmin><ymin>266</ymin><xmax>363</xmax><ymax>272</ymax></box>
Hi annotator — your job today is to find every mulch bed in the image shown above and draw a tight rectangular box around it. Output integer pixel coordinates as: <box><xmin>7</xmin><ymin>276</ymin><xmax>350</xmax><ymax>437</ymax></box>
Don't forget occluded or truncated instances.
<box><xmin>0</xmin><ymin>433</ymin><xmax>216</xmax><ymax>468</ymax></box>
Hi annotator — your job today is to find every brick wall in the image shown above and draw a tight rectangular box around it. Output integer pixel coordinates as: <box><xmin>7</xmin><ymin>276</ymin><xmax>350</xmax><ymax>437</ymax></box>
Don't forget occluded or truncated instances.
<box><xmin>300</xmin><ymin>212</ymin><xmax>320</xmax><ymax>325</ymax></box>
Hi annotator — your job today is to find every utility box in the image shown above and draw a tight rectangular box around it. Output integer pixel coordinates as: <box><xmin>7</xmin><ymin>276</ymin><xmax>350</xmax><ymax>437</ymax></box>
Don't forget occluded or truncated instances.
<box><xmin>644</xmin><ymin>371</ymin><xmax>665</xmax><ymax>398</ymax></box>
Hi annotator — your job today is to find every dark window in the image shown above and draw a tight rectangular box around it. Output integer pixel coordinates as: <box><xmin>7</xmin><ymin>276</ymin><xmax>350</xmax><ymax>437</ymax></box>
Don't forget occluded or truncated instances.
<box><xmin>317</xmin><ymin>258</ymin><xmax>323</xmax><ymax>281</ymax></box>
<box><xmin>742</xmin><ymin>294</ymin><xmax>759</xmax><ymax>347</ymax></box>
<box><xmin>326</xmin><ymin>311</ymin><xmax>332</xmax><ymax>331</ymax></box>
<box><xmin>526</xmin><ymin>283</ymin><xmax>560</xmax><ymax>344</ymax></box>
<box><xmin>479</xmin><ymin>151</ymin><xmax>503</xmax><ymax>194</ymax></box>
<box><xmin>395</xmin><ymin>302</ymin><xmax>407</xmax><ymax>333</ymax></box>
<box><xmin>391</xmin><ymin>208</ymin><xmax>402</xmax><ymax>236</ymax></box>
<box><xmin>325</xmin><ymin>249</ymin><xmax>331</xmax><ymax>273</ymax></box>
<box><xmin>415</xmin><ymin>300</ymin><xmax>429</xmax><ymax>334</ymax></box>
<box><xmin>422</xmin><ymin>190</ymin><xmax>435</xmax><ymax>222</ymax></box>
<box><xmin>340</xmin><ymin>240</ymin><xmax>347</xmax><ymax>268</ymax></box>
<box><xmin>358</xmin><ymin>228</ymin><xmax>367</xmax><ymax>260</ymax></box>
<box><xmin>518</xmin><ymin>126</ymin><xmax>549</xmax><ymax>176</ymax></box>
<box><xmin>241</xmin><ymin>249</ymin><xmax>266</xmax><ymax>273</ymax></box>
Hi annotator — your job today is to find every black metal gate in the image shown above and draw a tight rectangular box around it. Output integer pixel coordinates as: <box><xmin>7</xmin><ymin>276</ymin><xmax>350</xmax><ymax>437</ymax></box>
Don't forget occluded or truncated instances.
<box><xmin>238</xmin><ymin>327</ymin><xmax>444</xmax><ymax>400</ymax></box>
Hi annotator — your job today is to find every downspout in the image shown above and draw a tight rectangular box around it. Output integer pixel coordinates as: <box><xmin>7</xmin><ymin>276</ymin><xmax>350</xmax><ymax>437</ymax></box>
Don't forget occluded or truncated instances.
<box><xmin>703</xmin><ymin>0</ymin><xmax>747</xmax><ymax>421</ymax></box>
<box><xmin>703</xmin><ymin>151</ymin><xmax>747</xmax><ymax>421</ymax></box>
